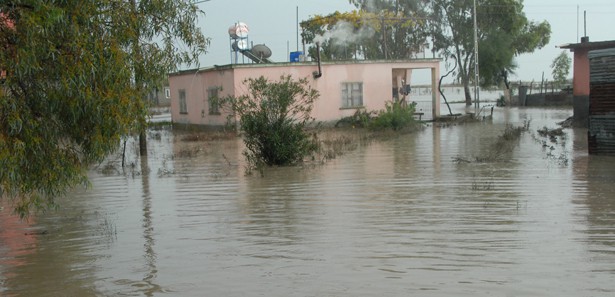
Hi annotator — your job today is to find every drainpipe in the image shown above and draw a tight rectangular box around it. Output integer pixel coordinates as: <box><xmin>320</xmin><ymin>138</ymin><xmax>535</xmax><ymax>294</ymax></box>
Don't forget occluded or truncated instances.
<box><xmin>313</xmin><ymin>42</ymin><xmax>322</xmax><ymax>79</ymax></box>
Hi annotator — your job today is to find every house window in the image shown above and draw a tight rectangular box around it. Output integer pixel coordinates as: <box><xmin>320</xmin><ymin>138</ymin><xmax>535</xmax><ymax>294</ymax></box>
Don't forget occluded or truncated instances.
<box><xmin>208</xmin><ymin>87</ymin><xmax>221</xmax><ymax>115</ymax></box>
<box><xmin>341</xmin><ymin>82</ymin><xmax>363</xmax><ymax>108</ymax></box>
<box><xmin>179</xmin><ymin>89</ymin><xmax>187</xmax><ymax>114</ymax></box>
<box><xmin>164</xmin><ymin>87</ymin><xmax>171</xmax><ymax>99</ymax></box>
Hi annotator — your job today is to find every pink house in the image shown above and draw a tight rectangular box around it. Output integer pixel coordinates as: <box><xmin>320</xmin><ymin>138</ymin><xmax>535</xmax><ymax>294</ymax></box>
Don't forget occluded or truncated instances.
<box><xmin>169</xmin><ymin>59</ymin><xmax>441</xmax><ymax>127</ymax></box>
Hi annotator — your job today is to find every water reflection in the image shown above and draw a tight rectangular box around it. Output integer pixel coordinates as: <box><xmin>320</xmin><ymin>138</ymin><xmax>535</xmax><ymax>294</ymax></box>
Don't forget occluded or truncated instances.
<box><xmin>573</xmin><ymin>153</ymin><xmax>615</xmax><ymax>273</ymax></box>
<box><xmin>138</xmin><ymin>155</ymin><xmax>162</xmax><ymax>296</ymax></box>
<box><xmin>1</xmin><ymin>107</ymin><xmax>614</xmax><ymax>296</ymax></box>
<box><xmin>0</xmin><ymin>205</ymin><xmax>37</xmax><ymax>296</ymax></box>
<box><xmin>0</xmin><ymin>201</ymin><xmax>101</xmax><ymax>296</ymax></box>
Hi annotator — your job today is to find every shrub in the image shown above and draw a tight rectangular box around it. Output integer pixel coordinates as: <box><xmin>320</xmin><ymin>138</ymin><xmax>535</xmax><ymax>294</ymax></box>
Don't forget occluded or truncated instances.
<box><xmin>369</xmin><ymin>101</ymin><xmax>418</xmax><ymax>131</ymax></box>
<box><xmin>335</xmin><ymin>109</ymin><xmax>377</xmax><ymax>128</ymax></box>
<box><xmin>221</xmin><ymin>75</ymin><xmax>319</xmax><ymax>169</ymax></box>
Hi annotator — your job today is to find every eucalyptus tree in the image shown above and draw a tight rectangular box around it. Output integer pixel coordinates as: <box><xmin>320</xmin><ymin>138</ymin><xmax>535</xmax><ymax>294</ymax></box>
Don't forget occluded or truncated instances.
<box><xmin>301</xmin><ymin>10</ymin><xmax>380</xmax><ymax>61</ymax></box>
<box><xmin>428</xmin><ymin>0</ymin><xmax>551</xmax><ymax>105</ymax></box>
<box><xmin>551</xmin><ymin>50</ymin><xmax>571</xmax><ymax>88</ymax></box>
<box><xmin>0</xmin><ymin>0</ymin><xmax>207</xmax><ymax>216</ymax></box>
<box><xmin>349</xmin><ymin>0</ymin><xmax>431</xmax><ymax>59</ymax></box>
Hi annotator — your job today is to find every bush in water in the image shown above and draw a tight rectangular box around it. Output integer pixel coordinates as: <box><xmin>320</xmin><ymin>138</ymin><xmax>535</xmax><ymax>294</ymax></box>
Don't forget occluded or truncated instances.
<box><xmin>221</xmin><ymin>75</ymin><xmax>319</xmax><ymax>171</ymax></box>
<box><xmin>369</xmin><ymin>101</ymin><xmax>419</xmax><ymax>131</ymax></box>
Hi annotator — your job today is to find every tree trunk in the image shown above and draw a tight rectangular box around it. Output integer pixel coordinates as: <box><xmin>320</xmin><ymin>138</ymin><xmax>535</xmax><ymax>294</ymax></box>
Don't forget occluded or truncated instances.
<box><xmin>139</xmin><ymin>130</ymin><xmax>147</xmax><ymax>156</ymax></box>
<box><xmin>464</xmin><ymin>83</ymin><xmax>472</xmax><ymax>106</ymax></box>
<box><xmin>131</xmin><ymin>0</ymin><xmax>147</xmax><ymax>156</ymax></box>
<box><xmin>455</xmin><ymin>45</ymin><xmax>472</xmax><ymax>106</ymax></box>
<box><xmin>461</xmin><ymin>74</ymin><xmax>472</xmax><ymax>106</ymax></box>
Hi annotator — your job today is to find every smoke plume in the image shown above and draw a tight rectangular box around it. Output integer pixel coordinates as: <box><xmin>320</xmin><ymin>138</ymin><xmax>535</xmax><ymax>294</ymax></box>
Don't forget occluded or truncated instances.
<box><xmin>313</xmin><ymin>20</ymin><xmax>375</xmax><ymax>46</ymax></box>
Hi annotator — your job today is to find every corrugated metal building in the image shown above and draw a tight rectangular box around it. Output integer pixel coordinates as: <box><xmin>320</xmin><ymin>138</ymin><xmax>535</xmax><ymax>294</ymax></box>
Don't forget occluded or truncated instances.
<box><xmin>560</xmin><ymin>39</ymin><xmax>615</xmax><ymax>127</ymax></box>
<box><xmin>588</xmin><ymin>49</ymin><xmax>615</xmax><ymax>154</ymax></box>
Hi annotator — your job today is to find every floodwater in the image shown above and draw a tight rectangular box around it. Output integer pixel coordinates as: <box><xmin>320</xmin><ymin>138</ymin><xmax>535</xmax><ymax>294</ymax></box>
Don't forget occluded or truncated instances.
<box><xmin>1</xmin><ymin>107</ymin><xmax>614</xmax><ymax>297</ymax></box>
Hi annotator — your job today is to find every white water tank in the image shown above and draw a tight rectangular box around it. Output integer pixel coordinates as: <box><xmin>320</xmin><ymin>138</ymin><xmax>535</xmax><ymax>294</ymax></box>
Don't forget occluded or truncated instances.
<box><xmin>228</xmin><ymin>22</ymin><xmax>249</xmax><ymax>39</ymax></box>
<box><xmin>232</xmin><ymin>39</ymin><xmax>249</xmax><ymax>51</ymax></box>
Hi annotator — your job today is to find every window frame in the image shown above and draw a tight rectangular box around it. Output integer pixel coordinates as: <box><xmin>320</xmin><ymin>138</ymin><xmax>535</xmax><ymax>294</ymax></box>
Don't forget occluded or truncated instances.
<box><xmin>207</xmin><ymin>87</ymin><xmax>222</xmax><ymax>115</ymax></box>
<box><xmin>340</xmin><ymin>82</ymin><xmax>364</xmax><ymax>109</ymax></box>
<box><xmin>179</xmin><ymin>89</ymin><xmax>187</xmax><ymax>114</ymax></box>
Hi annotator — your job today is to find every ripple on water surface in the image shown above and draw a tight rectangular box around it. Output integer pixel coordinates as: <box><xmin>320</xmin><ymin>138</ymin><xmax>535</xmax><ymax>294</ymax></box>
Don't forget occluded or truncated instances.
<box><xmin>1</xmin><ymin>108</ymin><xmax>614</xmax><ymax>296</ymax></box>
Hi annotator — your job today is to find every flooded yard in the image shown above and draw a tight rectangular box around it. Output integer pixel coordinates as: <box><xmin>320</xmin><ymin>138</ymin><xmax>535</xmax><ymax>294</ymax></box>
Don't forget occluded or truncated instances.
<box><xmin>1</xmin><ymin>107</ymin><xmax>614</xmax><ymax>296</ymax></box>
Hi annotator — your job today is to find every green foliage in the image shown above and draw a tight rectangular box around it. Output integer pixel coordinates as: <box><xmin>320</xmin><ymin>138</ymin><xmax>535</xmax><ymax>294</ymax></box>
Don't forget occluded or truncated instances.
<box><xmin>301</xmin><ymin>0</ymin><xmax>430</xmax><ymax>61</ymax></box>
<box><xmin>369</xmin><ymin>101</ymin><xmax>418</xmax><ymax>131</ymax></box>
<box><xmin>551</xmin><ymin>50</ymin><xmax>571</xmax><ymax>87</ymax></box>
<box><xmin>335</xmin><ymin>109</ymin><xmax>376</xmax><ymax>128</ymax></box>
<box><xmin>497</xmin><ymin>95</ymin><xmax>506</xmax><ymax>107</ymax></box>
<box><xmin>221</xmin><ymin>75</ymin><xmax>319</xmax><ymax>170</ymax></box>
<box><xmin>429</xmin><ymin>0</ymin><xmax>551</xmax><ymax>103</ymax></box>
<box><xmin>124</xmin><ymin>0</ymin><xmax>209</xmax><ymax>154</ymax></box>
<box><xmin>478</xmin><ymin>30</ymin><xmax>516</xmax><ymax>87</ymax></box>
<box><xmin>122</xmin><ymin>0</ymin><xmax>209</xmax><ymax>100</ymax></box>
<box><xmin>0</xmin><ymin>0</ymin><xmax>207</xmax><ymax>216</ymax></box>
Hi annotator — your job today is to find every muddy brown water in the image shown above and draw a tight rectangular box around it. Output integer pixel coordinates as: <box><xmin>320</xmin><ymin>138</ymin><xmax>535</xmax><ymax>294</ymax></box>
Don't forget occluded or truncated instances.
<box><xmin>1</xmin><ymin>107</ymin><xmax>614</xmax><ymax>296</ymax></box>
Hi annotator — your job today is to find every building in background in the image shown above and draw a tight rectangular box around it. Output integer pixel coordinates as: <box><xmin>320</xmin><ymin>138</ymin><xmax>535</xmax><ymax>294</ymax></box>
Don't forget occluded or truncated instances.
<box><xmin>560</xmin><ymin>38</ymin><xmax>615</xmax><ymax>127</ymax></box>
<box><xmin>587</xmin><ymin>48</ymin><xmax>615</xmax><ymax>155</ymax></box>
<box><xmin>148</xmin><ymin>82</ymin><xmax>171</xmax><ymax>107</ymax></box>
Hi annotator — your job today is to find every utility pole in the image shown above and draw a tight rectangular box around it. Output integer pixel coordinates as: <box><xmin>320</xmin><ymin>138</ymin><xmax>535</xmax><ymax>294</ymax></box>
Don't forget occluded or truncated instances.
<box><xmin>577</xmin><ymin>5</ymin><xmax>579</xmax><ymax>41</ymax></box>
<box><xmin>382</xmin><ymin>17</ymin><xmax>388</xmax><ymax>59</ymax></box>
<box><xmin>473</xmin><ymin>0</ymin><xmax>480</xmax><ymax>112</ymax></box>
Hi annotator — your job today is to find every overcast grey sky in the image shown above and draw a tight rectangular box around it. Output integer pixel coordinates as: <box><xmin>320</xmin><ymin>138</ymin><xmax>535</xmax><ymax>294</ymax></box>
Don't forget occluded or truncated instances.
<box><xmin>194</xmin><ymin>0</ymin><xmax>614</xmax><ymax>83</ymax></box>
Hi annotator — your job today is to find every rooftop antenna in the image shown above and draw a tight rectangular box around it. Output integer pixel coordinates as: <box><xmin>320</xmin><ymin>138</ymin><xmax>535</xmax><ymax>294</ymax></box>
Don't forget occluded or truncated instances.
<box><xmin>580</xmin><ymin>10</ymin><xmax>589</xmax><ymax>43</ymax></box>
<box><xmin>584</xmin><ymin>10</ymin><xmax>587</xmax><ymax>37</ymax></box>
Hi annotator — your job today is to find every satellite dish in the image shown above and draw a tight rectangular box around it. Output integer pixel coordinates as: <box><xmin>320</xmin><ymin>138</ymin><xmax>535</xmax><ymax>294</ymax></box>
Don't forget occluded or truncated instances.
<box><xmin>252</xmin><ymin>44</ymin><xmax>272</xmax><ymax>59</ymax></box>
<box><xmin>232</xmin><ymin>39</ymin><xmax>248</xmax><ymax>51</ymax></box>
<box><xmin>228</xmin><ymin>22</ymin><xmax>249</xmax><ymax>39</ymax></box>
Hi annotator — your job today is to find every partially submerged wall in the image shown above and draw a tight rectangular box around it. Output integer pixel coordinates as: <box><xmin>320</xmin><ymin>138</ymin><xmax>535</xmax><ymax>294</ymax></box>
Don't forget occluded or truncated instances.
<box><xmin>524</xmin><ymin>93</ymin><xmax>573</xmax><ymax>106</ymax></box>
<box><xmin>588</xmin><ymin>49</ymin><xmax>615</xmax><ymax>154</ymax></box>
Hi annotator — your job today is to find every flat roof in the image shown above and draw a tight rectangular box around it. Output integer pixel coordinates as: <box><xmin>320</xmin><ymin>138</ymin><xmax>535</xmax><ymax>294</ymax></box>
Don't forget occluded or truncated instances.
<box><xmin>559</xmin><ymin>40</ymin><xmax>615</xmax><ymax>51</ymax></box>
<box><xmin>170</xmin><ymin>58</ymin><xmax>441</xmax><ymax>76</ymax></box>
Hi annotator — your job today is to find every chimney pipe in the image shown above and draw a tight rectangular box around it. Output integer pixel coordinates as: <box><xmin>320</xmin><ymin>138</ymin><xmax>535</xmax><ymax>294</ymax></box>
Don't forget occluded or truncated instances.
<box><xmin>579</xmin><ymin>11</ymin><xmax>589</xmax><ymax>43</ymax></box>
<box><xmin>313</xmin><ymin>42</ymin><xmax>322</xmax><ymax>79</ymax></box>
